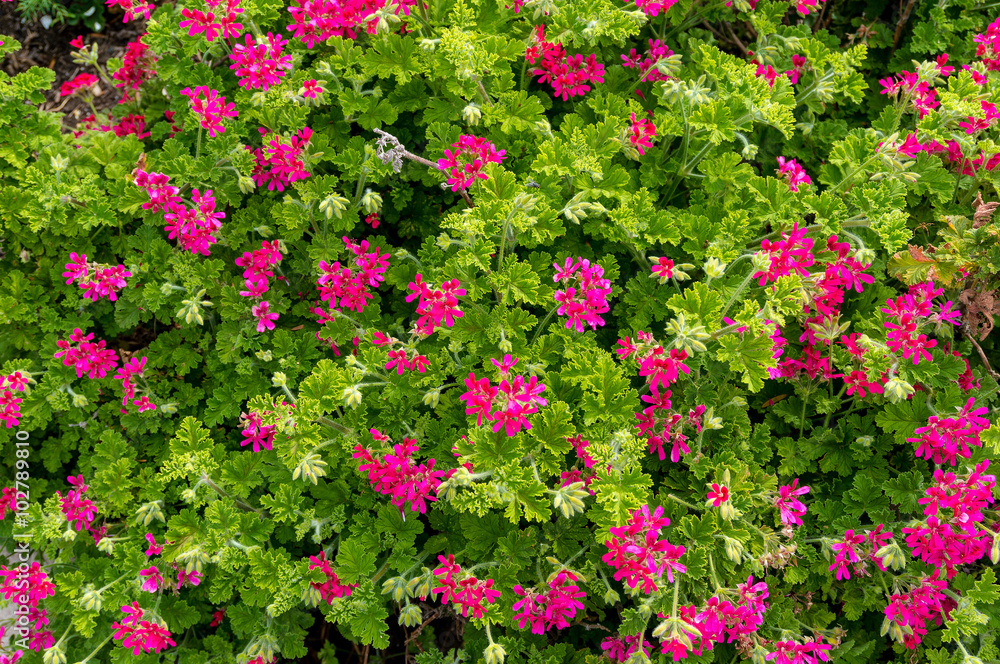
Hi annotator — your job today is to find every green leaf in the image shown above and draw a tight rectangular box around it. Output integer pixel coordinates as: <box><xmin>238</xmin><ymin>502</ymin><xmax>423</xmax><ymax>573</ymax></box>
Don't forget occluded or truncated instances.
<box><xmin>336</xmin><ymin>539</ymin><xmax>377</xmax><ymax>585</ymax></box>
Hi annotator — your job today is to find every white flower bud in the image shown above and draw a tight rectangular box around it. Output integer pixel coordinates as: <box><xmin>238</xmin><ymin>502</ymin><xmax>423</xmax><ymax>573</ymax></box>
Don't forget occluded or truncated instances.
<box><xmin>461</xmin><ymin>103</ymin><xmax>482</xmax><ymax>126</ymax></box>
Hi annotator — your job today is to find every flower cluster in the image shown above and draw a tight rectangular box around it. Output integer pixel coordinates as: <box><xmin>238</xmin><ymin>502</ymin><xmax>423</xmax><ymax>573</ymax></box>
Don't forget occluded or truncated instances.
<box><xmin>512</xmin><ymin>571</ymin><xmax>586</xmax><ymax>634</ymax></box>
<box><xmin>112</xmin><ymin>38</ymin><xmax>158</xmax><ymax>103</ymax></box>
<box><xmin>526</xmin><ymin>25</ymin><xmax>605</xmax><ymax>101</ymax></box>
<box><xmin>115</xmin><ymin>356</ymin><xmax>156</xmax><ymax>412</ymax></box>
<box><xmin>60</xmin><ymin>72</ymin><xmax>99</xmax><ymax>97</ymax></box>
<box><xmin>0</xmin><ymin>561</ymin><xmax>56</xmax><ymax>653</ymax></box>
<box><xmin>828</xmin><ymin>525</ymin><xmax>892</xmax><ymax>580</ymax></box>
<box><xmin>621</xmin><ymin>39</ymin><xmax>674</xmax><ymax>84</ymax></box>
<box><xmin>882</xmin><ymin>280</ymin><xmax>959</xmax><ymax>366</ymax></box>
<box><xmin>179</xmin><ymin>0</ymin><xmax>244</xmax><ymax>42</ymax></box>
<box><xmin>181</xmin><ymin>86</ymin><xmax>239</xmax><ymax>137</ymax></box>
<box><xmin>405</xmin><ymin>274</ymin><xmax>465</xmax><ymax>336</ymax></box>
<box><xmin>57</xmin><ymin>474</ymin><xmax>99</xmax><ymax>535</ymax></box>
<box><xmin>62</xmin><ymin>253</ymin><xmax>132</xmax><ymax>301</ymax></box>
<box><xmin>775</xmin><ymin>157</ymin><xmax>811</xmax><ymax>192</ymax></box>
<box><xmin>762</xmin><ymin>639</ymin><xmax>834</xmax><ymax>664</ymax></box>
<box><xmin>111</xmin><ymin>602</ymin><xmax>177</xmax><ymax>656</ymax></box>
<box><xmin>774</xmin><ymin>479</ymin><xmax>809</xmax><ymax>526</ymax></box>
<box><xmin>904</xmin><ymin>459</ymin><xmax>994</xmax><ymax>578</ymax></box>
<box><xmin>882</xmin><ymin>573</ymin><xmax>955</xmax><ymax>649</ymax></box>
<box><xmin>974</xmin><ymin>17</ymin><xmax>1000</xmax><ymax>70</ymax></box>
<box><xmin>653</xmin><ymin>577</ymin><xmax>771</xmax><ymax>659</ymax></box>
<box><xmin>602</xmin><ymin>504</ymin><xmax>686</xmax><ymax>593</ymax></box>
<box><xmin>431</xmin><ymin>554</ymin><xmax>500</xmax><ymax>618</ymax></box>
<box><xmin>459</xmin><ymin>354</ymin><xmax>547</xmax><ymax>436</ymax></box>
<box><xmin>229</xmin><ymin>33</ymin><xmax>293</xmax><ymax>91</ymax></box>
<box><xmin>373</xmin><ymin>333</ymin><xmax>430</xmax><ymax>375</ymax></box>
<box><xmin>628</xmin><ymin>112</ymin><xmax>657</xmax><ymax>156</ymax></box>
<box><xmin>600</xmin><ymin>635</ymin><xmax>653</xmax><ymax>662</ymax></box>
<box><xmin>307</xmin><ymin>551</ymin><xmax>357</xmax><ymax>602</ymax></box>
<box><xmin>908</xmin><ymin>397</ymin><xmax>988</xmax><ymax>465</ymax></box>
<box><xmin>0</xmin><ymin>372</ymin><xmax>30</xmax><ymax>429</ymax></box>
<box><xmin>100</xmin><ymin>114</ymin><xmax>152</xmax><ymax>139</ymax></box>
<box><xmin>436</xmin><ymin>134</ymin><xmax>507</xmax><ymax>192</ymax></box>
<box><xmin>752</xmin><ymin>223</ymin><xmax>814</xmax><ymax>286</ymax></box>
<box><xmin>240</xmin><ymin>410</ymin><xmax>277</xmax><ymax>452</ymax></box>
<box><xmin>552</xmin><ymin>257</ymin><xmax>612</xmax><ymax>332</ymax></box>
<box><xmin>314</xmin><ymin>236</ymin><xmax>391</xmax><ymax>324</ymax></box>
<box><xmin>0</xmin><ymin>486</ymin><xmax>18</xmax><ymax>518</ymax></box>
<box><xmin>236</xmin><ymin>240</ymin><xmax>283</xmax><ymax>300</ymax></box>
<box><xmin>55</xmin><ymin>328</ymin><xmax>119</xmax><ymax>379</ymax></box>
<box><xmin>163</xmin><ymin>187</ymin><xmax>226</xmax><ymax>256</ymax></box>
<box><xmin>106</xmin><ymin>0</ymin><xmax>154</xmax><ymax>22</ymax></box>
<box><xmin>352</xmin><ymin>430</ymin><xmax>446</xmax><ymax>515</ymax></box>
<box><xmin>286</xmin><ymin>0</ymin><xmax>417</xmax><ymax>44</ymax></box>
<box><xmin>247</xmin><ymin>127</ymin><xmax>313</xmax><ymax>191</ymax></box>
<box><xmin>878</xmin><ymin>68</ymin><xmax>940</xmax><ymax>118</ymax></box>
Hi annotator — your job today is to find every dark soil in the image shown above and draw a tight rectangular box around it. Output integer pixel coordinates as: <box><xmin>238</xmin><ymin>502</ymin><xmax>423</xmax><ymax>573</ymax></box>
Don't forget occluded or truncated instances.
<box><xmin>0</xmin><ymin>3</ymin><xmax>145</xmax><ymax>127</ymax></box>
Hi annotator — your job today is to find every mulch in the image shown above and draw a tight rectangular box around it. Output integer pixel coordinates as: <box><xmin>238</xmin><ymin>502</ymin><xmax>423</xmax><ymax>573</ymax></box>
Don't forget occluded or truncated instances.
<box><xmin>0</xmin><ymin>3</ymin><xmax>145</xmax><ymax>126</ymax></box>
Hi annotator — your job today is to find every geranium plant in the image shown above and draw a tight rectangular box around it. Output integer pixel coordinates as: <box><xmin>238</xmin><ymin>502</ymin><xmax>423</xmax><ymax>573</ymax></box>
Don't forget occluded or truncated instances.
<box><xmin>1</xmin><ymin>0</ymin><xmax>1000</xmax><ymax>663</ymax></box>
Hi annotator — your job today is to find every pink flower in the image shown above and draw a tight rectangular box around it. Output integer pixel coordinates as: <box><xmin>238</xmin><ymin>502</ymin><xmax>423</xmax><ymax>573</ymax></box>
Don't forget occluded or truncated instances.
<box><xmin>252</xmin><ymin>300</ymin><xmax>279</xmax><ymax>332</ymax></box>
<box><xmin>628</xmin><ymin>112</ymin><xmax>656</xmax><ymax>155</ymax></box>
<box><xmin>144</xmin><ymin>533</ymin><xmax>162</xmax><ymax>556</ymax></box>
<box><xmin>180</xmin><ymin>86</ymin><xmax>238</xmax><ymax>137</ymax></box>
<box><xmin>650</xmin><ymin>257</ymin><xmax>674</xmax><ymax>283</ymax></box>
<box><xmin>106</xmin><ymin>0</ymin><xmax>154</xmax><ymax>22</ymax></box>
<box><xmin>431</xmin><ymin>555</ymin><xmax>500</xmax><ymax>618</ymax></box>
<box><xmin>112</xmin><ymin>38</ymin><xmax>157</xmax><ymax>103</ymax></box>
<box><xmin>775</xmin><ymin>156</ymin><xmax>811</xmax><ymax>191</ymax></box>
<box><xmin>229</xmin><ymin>32</ymin><xmax>293</xmax><ymax>91</ymax></box>
<box><xmin>139</xmin><ymin>566</ymin><xmax>164</xmax><ymax>592</ymax></box>
<box><xmin>352</xmin><ymin>432</ymin><xmax>445</xmax><ymax>515</ymax></box>
<box><xmin>70</xmin><ymin>36</ymin><xmax>85</xmax><ymax>48</ymax></box>
<box><xmin>775</xmin><ymin>479</ymin><xmax>809</xmax><ymax>526</ymax></box>
<box><xmin>406</xmin><ymin>275</ymin><xmax>465</xmax><ymax>335</ymax></box>
<box><xmin>60</xmin><ymin>73</ymin><xmax>99</xmax><ymax>97</ymax></box>
<box><xmin>512</xmin><ymin>571</ymin><xmax>586</xmax><ymax>634</ymax></box>
<box><xmin>707</xmin><ymin>483</ymin><xmax>729</xmax><ymax>506</ymax></box>
<box><xmin>527</xmin><ymin>26</ymin><xmax>605</xmax><ymax>100</ymax></box>
<box><xmin>308</xmin><ymin>551</ymin><xmax>357</xmax><ymax>602</ymax></box>
<box><xmin>301</xmin><ymin>79</ymin><xmax>324</xmax><ymax>99</ymax></box>
<box><xmin>240</xmin><ymin>412</ymin><xmax>276</xmax><ymax>452</ymax></box>
<box><xmin>436</xmin><ymin>134</ymin><xmax>506</xmax><ymax>191</ymax></box>
<box><xmin>552</xmin><ymin>257</ymin><xmax>612</xmax><ymax>332</ymax></box>
<box><xmin>602</xmin><ymin>504</ymin><xmax>686</xmax><ymax>593</ymax></box>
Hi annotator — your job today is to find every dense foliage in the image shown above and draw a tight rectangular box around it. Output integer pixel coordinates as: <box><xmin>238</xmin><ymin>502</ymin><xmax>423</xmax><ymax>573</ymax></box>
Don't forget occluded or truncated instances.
<box><xmin>1</xmin><ymin>0</ymin><xmax>1000</xmax><ymax>663</ymax></box>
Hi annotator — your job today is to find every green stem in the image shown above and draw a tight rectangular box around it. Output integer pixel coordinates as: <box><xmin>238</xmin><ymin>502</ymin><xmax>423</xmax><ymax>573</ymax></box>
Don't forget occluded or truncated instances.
<box><xmin>201</xmin><ymin>474</ymin><xmax>266</xmax><ymax>516</ymax></box>
<box><xmin>719</xmin><ymin>271</ymin><xmax>756</xmax><ymax>321</ymax></box>
<box><xmin>666</xmin><ymin>493</ymin><xmax>702</xmax><ymax>511</ymax></box>
<box><xmin>195</xmin><ymin>127</ymin><xmax>203</xmax><ymax>160</ymax></box>
<box><xmin>529</xmin><ymin>304</ymin><xmax>561</xmax><ymax>345</ymax></box>
<box><xmin>316</xmin><ymin>416</ymin><xmax>353</xmax><ymax>436</ymax></box>
<box><xmin>77</xmin><ymin>631</ymin><xmax>115</xmax><ymax>664</ymax></box>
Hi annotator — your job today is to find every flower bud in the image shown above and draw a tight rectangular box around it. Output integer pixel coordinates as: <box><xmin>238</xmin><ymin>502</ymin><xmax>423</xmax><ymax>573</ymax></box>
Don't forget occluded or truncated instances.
<box><xmin>498</xmin><ymin>337</ymin><xmax>513</xmax><ymax>354</ymax></box>
<box><xmin>399</xmin><ymin>603</ymin><xmax>423</xmax><ymax>627</ymax></box>
<box><xmin>512</xmin><ymin>192</ymin><xmax>537</xmax><ymax>212</ymax></box>
<box><xmin>883</xmin><ymin>377</ymin><xmax>915</xmax><ymax>404</ymax></box>
<box><xmin>381</xmin><ymin>576</ymin><xmax>410</xmax><ymax>602</ymax></box>
<box><xmin>319</xmin><ymin>193</ymin><xmax>350</xmax><ymax>219</ymax></box>
<box><xmin>551</xmin><ymin>482</ymin><xmax>589</xmax><ymax>518</ymax></box>
<box><xmin>422</xmin><ymin>389</ymin><xmax>440</xmax><ymax>408</ymax></box>
<box><xmin>461</xmin><ymin>103</ymin><xmax>482</xmax><ymax>126</ymax></box>
<box><xmin>160</xmin><ymin>402</ymin><xmax>178</xmax><ymax>414</ymax></box>
<box><xmin>238</xmin><ymin>175</ymin><xmax>256</xmax><ymax>193</ymax></box>
<box><xmin>51</xmin><ymin>154</ymin><xmax>70</xmax><ymax>174</ymax></box>
<box><xmin>419</xmin><ymin>38</ymin><xmax>440</xmax><ymax>51</ymax></box>
<box><xmin>484</xmin><ymin>642</ymin><xmax>506</xmax><ymax>664</ymax></box>
<box><xmin>344</xmin><ymin>386</ymin><xmax>363</xmax><ymax>407</ymax></box>
<box><xmin>723</xmin><ymin>535</ymin><xmax>745</xmax><ymax>563</ymax></box>
<box><xmin>71</xmin><ymin>394</ymin><xmax>89</xmax><ymax>408</ymax></box>
<box><xmin>43</xmin><ymin>644</ymin><xmax>66</xmax><ymax>664</ymax></box>
<box><xmin>271</xmin><ymin>372</ymin><xmax>288</xmax><ymax>387</ymax></box>
<box><xmin>303</xmin><ymin>584</ymin><xmax>322</xmax><ymax>607</ymax></box>
<box><xmin>406</xmin><ymin>569</ymin><xmax>435</xmax><ymax>600</ymax></box>
<box><xmin>602</xmin><ymin>587</ymin><xmax>620</xmax><ymax>604</ymax></box>
<box><xmin>292</xmin><ymin>453</ymin><xmax>329</xmax><ymax>485</ymax></box>
<box><xmin>875</xmin><ymin>540</ymin><xmax>907</xmax><ymax>570</ymax></box>
<box><xmin>855</xmin><ymin>247</ymin><xmax>876</xmax><ymax>266</ymax></box>
<box><xmin>751</xmin><ymin>250</ymin><xmax>771</xmax><ymax>274</ymax></box>
<box><xmin>79</xmin><ymin>586</ymin><xmax>103</xmax><ymax>612</ymax></box>
<box><xmin>360</xmin><ymin>189</ymin><xmax>383</xmax><ymax>215</ymax></box>
<box><xmin>135</xmin><ymin>500</ymin><xmax>166</xmax><ymax>527</ymax></box>
<box><xmin>96</xmin><ymin>537</ymin><xmax>114</xmax><ymax>555</ymax></box>
<box><xmin>703</xmin><ymin>257</ymin><xmax>726</xmax><ymax>279</ymax></box>
<box><xmin>990</xmin><ymin>532</ymin><xmax>1000</xmax><ymax>564</ymax></box>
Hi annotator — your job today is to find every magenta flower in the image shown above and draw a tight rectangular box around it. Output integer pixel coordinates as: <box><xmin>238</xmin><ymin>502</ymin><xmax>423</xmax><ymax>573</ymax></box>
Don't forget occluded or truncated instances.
<box><xmin>436</xmin><ymin>134</ymin><xmax>506</xmax><ymax>191</ymax></box>
<box><xmin>628</xmin><ymin>112</ymin><xmax>656</xmax><ymax>155</ymax></box>
<box><xmin>552</xmin><ymin>257</ymin><xmax>612</xmax><ymax>332</ymax></box>
<box><xmin>180</xmin><ymin>86</ymin><xmax>238</xmax><ymax>137</ymax></box>
<box><xmin>308</xmin><ymin>551</ymin><xmax>357</xmax><ymax>603</ymax></box>
<box><xmin>602</xmin><ymin>504</ymin><xmax>686</xmax><ymax>593</ymax></box>
<box><xmin>229</xmin><ymin>32</ymin><xmax>292</xmax><ymax>91</ymax></box>
<box><xmin>139</xmin><ymin>566</ymin><xmax>164</xmax><ymax>592</ymax></box>
<box><xmin>144</xmin><ymin>533</ymin><xmax>162</xmax><ymax>556</ymax></box>
<box><xmin>512</xmin><ymin>571</ymin><xmax>586</xmax><ymax>634</ymax></box>
<box><xmin>775</xmin><ymin>156</ymin><xmax>811</xmax><ymax>191</ymax></box>
<box><xmin>431</xmin><ymin>555</ymin><xmax>500</xmax><ymax>618</ymax></box>
<box><xmin>352</xmin><ymin>431</ymin><xmax>445</xmax><ymax>516</ymax></box>
<box><xmin>774</xmin><ymin>479</ymin><xmax>810</xmax><ymax>526</ymax></box>
<box><xmin>251</xmin><ymin>300</ymin><xmax>279</xmax><ymax>332</ymax></box>
<box><xmin>526</xmin><ymin>26</ymin><xmax>605</xmax><ymax>100</ymax></box>
<box><xmin>706</xmin><ymin>483</ymin><xmax>729</xmax><ymax>506</ymax></box>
